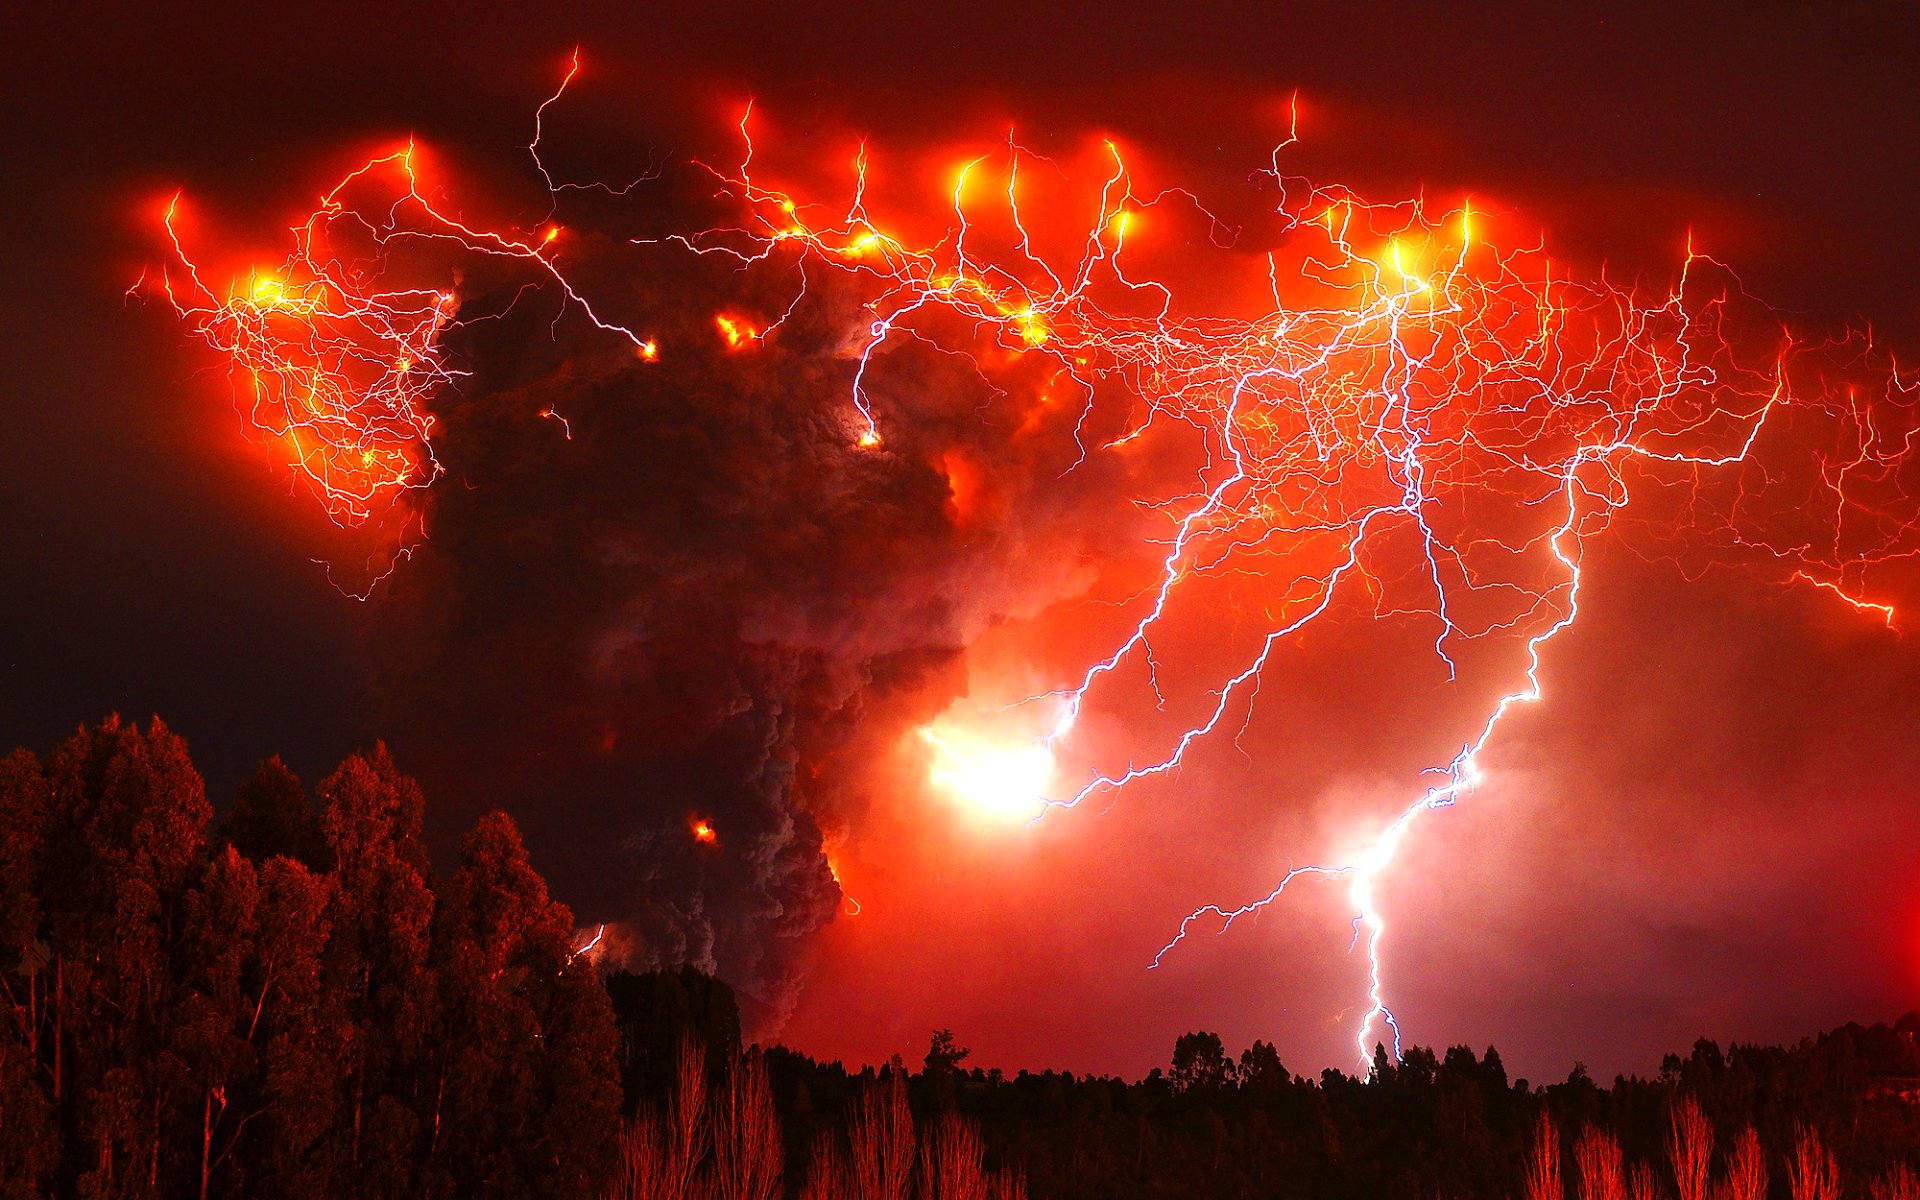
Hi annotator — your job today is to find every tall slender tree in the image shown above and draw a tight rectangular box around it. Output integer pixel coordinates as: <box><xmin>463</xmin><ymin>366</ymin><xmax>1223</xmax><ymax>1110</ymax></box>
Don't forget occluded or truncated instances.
<box><xmin>314</xmin><ymin>746</ymin><xmax>437</xmax><ymax>1198</ymax></box>
<box><xmin>173</xmin><ymin>847</ymin><xmax>262</xmax><ymax>1200</ymax></box>
<box><xmin>427</xmin><ymin>810</ymin><xmax>619</xmax><ymax>1198</ymax></box>
<box><xmin>0</xmin><ymin>748</ymin><xmax>54</xmax><ymax>1196</ymax></box>
<box><xmin>241</xmin><ymin>856</ymin><xmax>337</xmax><ymax>1200</ymax></box>
<box><xmin>42</xmin><ymin>716</ymin><xmax>210</xmax><ymax>1198</ymax></box>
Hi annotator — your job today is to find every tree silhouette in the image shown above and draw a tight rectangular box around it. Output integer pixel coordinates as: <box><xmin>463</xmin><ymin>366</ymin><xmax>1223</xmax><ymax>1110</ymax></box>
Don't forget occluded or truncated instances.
<box><xmin>428</xmin><ymin>810</ymin><xmax>619</xmax><ymax>1198</ymax></box>
<box><xmin>1236</xmin><ymin>1040</ymin><xmax>1287</xmax><ymax>1095</ymax></box>
<box><xmin>41</xmin><ymin>716</ymin><xmax>210</xmax><ymax>1195</ymax></box>
<box><xmin>1170</xmin><ymin>1031</ymin><xmax>1234</xmax><ymax>1093</ymax></box>
<box><xmin>315</xmin><ymin>746</ymin><xmax>438</xmax><ymax>1197</ymax></box>
<box><xmin>216</xmin><ymin>758</ymin><xmax>327</xmax><ymax>873</ymax></box>
<box><xmin>239</xmin><ymin>856</ymin><xmax>335</xmax><ymax>1199</ymax></box>
<box><xmin>924</xmin><ymin>1030</ymin><xmax>971</xmax><ymax>1078</ymax></box>
<box><xmin>6</xmin><ymin>719</ymin><xmax>1920</xmax><ymax>1200</ymax></box>
<box><xmin>0</xmin><ymin>748</ymin><xmax>54</xmax><ymax>1196</ymax></box>
<box><xmin>605</xmin><ymin>965</ymin><xmax>742</xmax><ymax>1111</ymax></box>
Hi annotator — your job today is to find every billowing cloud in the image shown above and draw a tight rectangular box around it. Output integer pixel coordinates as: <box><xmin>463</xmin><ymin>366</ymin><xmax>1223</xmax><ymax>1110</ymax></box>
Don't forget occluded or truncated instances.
<box><xmin>356</xmin><ymin>190</ymin><xmax>1143</xmax><ymax>1030</ymax></box>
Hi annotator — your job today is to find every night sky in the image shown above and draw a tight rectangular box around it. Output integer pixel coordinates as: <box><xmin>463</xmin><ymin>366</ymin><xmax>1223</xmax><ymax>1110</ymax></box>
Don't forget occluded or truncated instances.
<box><xmin>10</xmin><ymin>2</ymin><xmax>1920</xmax><ymax>1083</ymax></box>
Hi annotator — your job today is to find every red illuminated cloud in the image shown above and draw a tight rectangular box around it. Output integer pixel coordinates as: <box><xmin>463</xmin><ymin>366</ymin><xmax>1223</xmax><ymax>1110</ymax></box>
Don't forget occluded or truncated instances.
<box><xmin>149</xmin><ymin>59</ymin><xmax>1920</xmax><ymax>1064</ymax></box>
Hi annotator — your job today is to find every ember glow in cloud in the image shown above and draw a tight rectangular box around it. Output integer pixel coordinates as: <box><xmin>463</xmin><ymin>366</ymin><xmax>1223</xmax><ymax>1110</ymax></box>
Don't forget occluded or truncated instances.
<box><xmin>150</xmin><ymin>58</ymin><xmax>1919</xmax><ymax>1056</ymax></box>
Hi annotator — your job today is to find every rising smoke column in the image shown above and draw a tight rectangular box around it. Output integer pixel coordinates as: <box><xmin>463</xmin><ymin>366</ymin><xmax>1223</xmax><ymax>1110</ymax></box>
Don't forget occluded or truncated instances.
<box><xmin>659</xmin><ymin>116</ymin><xmax>1919</xmax><ymax>1058</ymax></box>
<box><xmin>151</xmin><ymin>62</ymin><xmax>1920</xmax><ymax>1048</ymax></box>
<box><xmin>151</xmin><ymin>106</ymin><xmax>1144</xmax><ymax>1028</ymax></box>
<box><xmin>354</xmin><ymin>239</ymin><xmax>1128</xmax><ymax>1027</ymax></box>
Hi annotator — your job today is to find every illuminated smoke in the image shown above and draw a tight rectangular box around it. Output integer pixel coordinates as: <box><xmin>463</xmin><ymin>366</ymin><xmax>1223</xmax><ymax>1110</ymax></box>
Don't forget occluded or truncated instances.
<box><xmin>152</xmin><ymin>60</ymin><xmax>1919</xmax><ymax>1054</ymax></box>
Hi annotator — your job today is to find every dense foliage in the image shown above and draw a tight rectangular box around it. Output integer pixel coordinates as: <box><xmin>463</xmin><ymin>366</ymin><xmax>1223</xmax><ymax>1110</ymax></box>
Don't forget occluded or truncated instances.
<box><xmin>4</xmin><ymin>719</ymin><xmax>1917</xmax><ymax>1199</ymax></box>
<box><xmin>739</xmin><ymin>1020</ymin><xmax>1920</xmax><ymax>1200</ymax></box>
<box><xmin>0</xmin><ymin>718</ymin><xmax>620</xmax><ymax>1199</ymax></box>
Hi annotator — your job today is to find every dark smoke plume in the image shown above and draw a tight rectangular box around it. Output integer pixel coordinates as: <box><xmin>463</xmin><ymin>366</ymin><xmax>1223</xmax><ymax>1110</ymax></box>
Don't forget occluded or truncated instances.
<box><xmin>361</xmin><ymin>176</ymin><xmax>1142</xmax><ymax>1030</ymax></box>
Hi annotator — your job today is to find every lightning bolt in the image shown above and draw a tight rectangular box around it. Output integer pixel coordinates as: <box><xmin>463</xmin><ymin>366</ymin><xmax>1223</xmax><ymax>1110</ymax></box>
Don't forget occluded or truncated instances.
<box><xmin>687</xmin><ymin>102</ymin><xmax>1911</xmax><ymax>1069</ymax></box>
<box><xmin>146</xmin><ymin>57</ymin><xmax>1917</xmax><ymax>1069</ymax></box>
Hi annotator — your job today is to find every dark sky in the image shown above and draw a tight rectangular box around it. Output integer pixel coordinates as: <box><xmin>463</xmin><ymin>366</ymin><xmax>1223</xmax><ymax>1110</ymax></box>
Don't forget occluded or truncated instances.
<box><xmin>8</xmin><ymin>2</ymin><xmax>1920</xmax><ymax>1081</ymax></box>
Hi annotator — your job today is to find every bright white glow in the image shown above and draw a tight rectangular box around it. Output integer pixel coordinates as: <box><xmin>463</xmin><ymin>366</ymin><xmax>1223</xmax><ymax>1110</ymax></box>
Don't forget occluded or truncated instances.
<box><xmin>920</xmin><ymin>724</ymin><xmax>1053</xmax><ymax>823</ymax></box>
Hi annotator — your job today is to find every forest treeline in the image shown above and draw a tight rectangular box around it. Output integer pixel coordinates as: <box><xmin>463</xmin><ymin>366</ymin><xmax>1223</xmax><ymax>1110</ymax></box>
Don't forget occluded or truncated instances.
<box><xmin>3</xmin><ymin>718</ymin><xmax>1919</xmax><ymax>1199</ymax></box>
<box><xmin>0</xmin><ymin>717</ymin><xmax>619</xmax><ymax>1199</ymax></box>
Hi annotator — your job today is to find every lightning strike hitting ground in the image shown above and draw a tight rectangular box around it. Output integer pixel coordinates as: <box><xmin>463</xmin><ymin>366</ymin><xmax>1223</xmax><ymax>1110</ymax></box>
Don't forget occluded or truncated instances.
<box><xmin>150</xmin><ymin>56</ymin><xmax>1920</xmax><ymax>1069</ymax></box>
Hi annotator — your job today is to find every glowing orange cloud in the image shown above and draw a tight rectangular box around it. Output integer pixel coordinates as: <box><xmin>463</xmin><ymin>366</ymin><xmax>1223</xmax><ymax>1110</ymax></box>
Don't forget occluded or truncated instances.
<box><xmin>149</xmin><ymin>57</ymin><xmax>1920</xmax><ymax>1066</ymax></box>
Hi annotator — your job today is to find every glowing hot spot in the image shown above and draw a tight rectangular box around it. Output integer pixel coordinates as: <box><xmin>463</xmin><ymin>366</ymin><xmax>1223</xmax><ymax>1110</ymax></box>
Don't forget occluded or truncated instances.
<box><xmin>920</xmin><ymin>724</ymin><xmax>1053</xmax><ymax>823</ymax></box>
<box><xmin>715</xmin><ymin>314</ymin><xmax>759</xmax><ymax>347</ymax></box>
<box><xmin>826</xmin><ymin>855</ymin><xmax>862</xmax><ymax>916</ymax></box>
